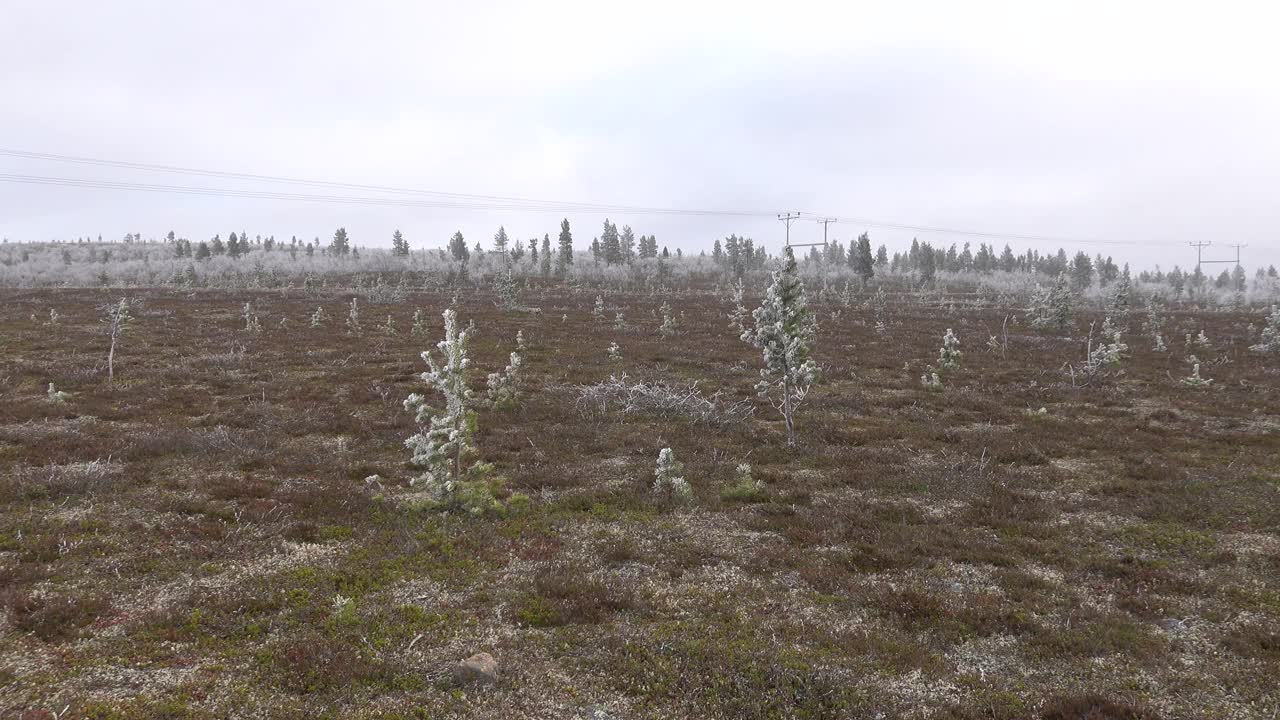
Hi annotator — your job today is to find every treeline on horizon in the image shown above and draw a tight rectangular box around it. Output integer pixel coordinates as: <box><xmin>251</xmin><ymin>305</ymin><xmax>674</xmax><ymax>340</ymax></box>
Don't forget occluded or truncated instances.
<box><xmin>4</xmin><ymin>218</ymin><xmax>1277</xmax><ymax>295</ymax></box>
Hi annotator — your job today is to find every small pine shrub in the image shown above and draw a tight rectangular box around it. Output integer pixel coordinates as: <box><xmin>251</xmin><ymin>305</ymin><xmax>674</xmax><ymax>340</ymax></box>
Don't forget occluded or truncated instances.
<box><xmin>310</xmin><ymin>306</ymin><xmax>328</xmax><ymax>328</ymax></box>
<box><xmin>1250</xmin><ymin>305</ymin><xmax>1279</xmax><ymax>354</ymax></box>
<box><xmin>658</xmin><ymin>301</ymin><xmax>678</xmax><ymax>337</ymax></box>
<box><xmin>346</xmin><ymin>298</ymin><xmax>362</xmax><ymax>335</ymax></box>
<box><xmin>242</xmin><ymin>302</ymin><xmax>262</xmax><ymax>333</ymax></box>
<box><xmin>653</xmin><ymin>448</ymin><xmax>692</xmax><ymax>504</ymax></box>
<box><xmin>485</xmin><ymin>332</ymin><xmax>525</xmax><ymax>410</ymax></box>
<box><xmin>937</xmin><ymin>328</ymin><xmax>962</xmax><ymax>370</ymax></box>
<box><xmin>47</xmin><ymin>383</ymin><xmax>71</xmax><ymax>404</ymax></box>
<box><xmin>1181</xmin><ymin>355</ymin><xmax>1213</xmax><ymax>388</ymax></box>
<box><xmin>720</xmin><ymin>462</ymin><xmax>766</xmax><ymax>503</ymax></box>
<box><xmin>607</xmin><ymin>342</ymin><xmax>622</xmax><ymax>362</ymax></box>
<box><xmin>920</xmin><ymin>368</ymin><xmax>943</xmax><ymax>391</ymax></box>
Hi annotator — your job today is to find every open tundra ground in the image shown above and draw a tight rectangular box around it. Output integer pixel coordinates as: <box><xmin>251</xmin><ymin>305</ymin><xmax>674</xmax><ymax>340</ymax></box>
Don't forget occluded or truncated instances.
<box><xmin>1</xmin><ymin>284</ymin><xmax>1278</xmax><ymax>719</ymax></box>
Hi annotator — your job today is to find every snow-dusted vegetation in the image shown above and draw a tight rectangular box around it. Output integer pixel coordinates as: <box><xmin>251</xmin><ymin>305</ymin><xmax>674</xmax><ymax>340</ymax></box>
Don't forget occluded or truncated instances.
<box><xmin>1</xmin><ymin>232</ymin><xmax>1278</xmax><ymax>718</ymax></box>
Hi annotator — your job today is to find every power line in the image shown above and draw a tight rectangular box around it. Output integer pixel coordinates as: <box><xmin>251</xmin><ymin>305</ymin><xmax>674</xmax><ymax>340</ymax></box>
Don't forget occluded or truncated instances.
<box><xmin>0</xmin><ymin>147</ymin><xmax>1177</xmax><ymax>248</ymax></box>
<box><xmin>0</xmin><ymin>148</ymin><xmax>771</xmax><ymax>218</ymax></box>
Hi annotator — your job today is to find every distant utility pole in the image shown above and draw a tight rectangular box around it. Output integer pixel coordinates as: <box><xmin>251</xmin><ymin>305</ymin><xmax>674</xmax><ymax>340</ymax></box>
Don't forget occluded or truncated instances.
<box><xmin>778</xmin><ymin>212</ymin><xmax>802</xmax><ymax>248</ymax></box>
<box><xmin>1194</xmin><ymin>241</ymin><xmax>1246</xmax><ymax>270</ymax></box>
<box><xmin>815</xmin><ymin>217</ymin><xmax>837</xmax><ymax>249</ymax></box>
<box><xmin>1189</xmin><ymin>241</ymin><xmax>1212</xmax><ymax>270</ymax></box>
<box><xmin>778</xmin><ymin>212</ymin><xmax>823</xmax><ymax>250</ymax></box>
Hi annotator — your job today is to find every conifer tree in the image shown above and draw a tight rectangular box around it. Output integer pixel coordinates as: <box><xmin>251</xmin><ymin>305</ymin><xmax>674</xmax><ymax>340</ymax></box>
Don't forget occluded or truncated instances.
<box><xmin>448</xmin><ymin>231</ymin><xmax>469</xmax><ymax>262</ymax></box>
<box><xmin>404</xmin><ymin>309</ymin><xmax>482</xmax><ymax>499</ymax></box>
<box><xmin>743</xmin><ymin>246</ymin><xmax>820</xmax><ymax>447</ymax></box>
<box><xmin>330</xmin><ymin>227</ymin><xmax>351</xmax><ymax>256</ymax></box>
<box><xmin>540</xmin><ymin>234</ymin><xmax>552</xmax><ymax>276</ymax></box>
<box><xmin>391</xmin><ymin>229</ymin><xmax>409</xmax><ymax>256</ymax></box>
<box><xmin>493</xmin><ymin>226</ymin><xmax>509</xmax><ymax>257</ymax></box>
<box><xmin>556</xmin><ymin>219</ymin><xmax>574</xmax><ymax>274</ymax></box>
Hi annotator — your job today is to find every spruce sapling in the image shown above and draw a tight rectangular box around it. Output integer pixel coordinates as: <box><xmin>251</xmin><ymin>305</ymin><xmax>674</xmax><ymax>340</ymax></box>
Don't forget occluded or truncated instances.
<box><xmin>742</xmin><ymin>246</ymin><xmax>819</xmax><ymax>447</ymax></box>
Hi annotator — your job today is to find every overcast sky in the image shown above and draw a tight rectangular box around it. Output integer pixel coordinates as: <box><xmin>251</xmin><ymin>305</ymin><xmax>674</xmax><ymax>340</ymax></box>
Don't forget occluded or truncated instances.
<box><xmin>2</xmin><ymin>1</ymin><xmax>1278</xmax><ymax>269</ymax></box>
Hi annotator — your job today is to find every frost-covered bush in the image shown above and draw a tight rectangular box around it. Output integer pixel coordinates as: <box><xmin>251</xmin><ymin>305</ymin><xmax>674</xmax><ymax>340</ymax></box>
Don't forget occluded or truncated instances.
<box><xmin>412</xmin><ymin>308</ymin><xmax>428</xmax><ymax>336</ymax></box>
<box><xmin>310</xmin><ymin>306</ymin><xmax>329</xmax><ymax>328</ymax></box>
<box><xmin>1182</xmin><ymin>355</ymin><xmax>1213</xmax><ymax>388</ymax></box>
<box><xmin>346</xmin><ymin>297</ymin><xmax>362</xmax><ymax>334</ymax></box>
<box><xmin>742</xmin><ymin>246</ymin><xmax>819</xmax><ymax>447</ymax></box>
<box><xmin>485</xmin><ymin>332</ymin><xmax>524</xmax><ymax>410</ymax></box>
<box><xmin>242</xmin><ymin>302</ymin><xmax>262</xmax><ymax>333</ymax></box>
<box><xmin>653</xmin><ymin>447</ymin><xmax>692</xmax><ymax>504</ymax></box>
<box><xmin>382</xmin><ymin>314</ymin><xmax>396</xmax><ymax>335</ymax></box>
<box><xmin>614</xmin><ymin>312</ymin><xmax>626</xmax><ymax>330</ymax></box>
<box><xmin>937</xmin><ymin>328</ymin><xmax>962</xmax><ymax>370</ymax></box>
<box><xmin>607</xmin><ymin>342</ymin><xmax>622</xmax><ymax>362</ymax></box>
<box><xmin>720</xmin><ymin>462</ymin><xmax>766</xmax><ymax>503</ymax></box>
<box><xmin>574</xmin><ymin>374</ymin><xmax>754</xmax><ymax>426</ymax></box>
<box><xmin>1080</xmin><ymin>317</ymin><xmax>1129</xmax><ymax>381</ymax></box>
<box><xmin>1250</xmin><ymin>305</ymin><xmax>1279</xmax><ymax>354</ymax></box>
<box><xmin>43</xmin><ymin>309</ymin><xmax>59</xmax><ymax>327</ymax></box>
<box><xmin>592</xmin><ymin>295</ymin><xmax>605</xmax><ymax>320</ymax></box>
<box><xmin>920</xmin><ymin>368</ymin><xmax>942</xmax><ymax>391</ymax></box>
<box><xmin>47</xmin><ymin>382</ymin><xmax>70</xmax><ymax>404</ymax></box>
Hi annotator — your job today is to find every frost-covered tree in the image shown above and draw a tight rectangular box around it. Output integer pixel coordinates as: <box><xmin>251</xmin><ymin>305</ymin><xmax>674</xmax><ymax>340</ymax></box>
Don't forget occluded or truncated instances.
<box><xmin>1030</xmin><ymin>272</ymin><xmax>1072</xmax><ymax>331</ymax></box>
<box><xmin>1250</xmin><ymin>305</ymin><xmax>1280</xmax><ymax>354</ymax></box>
<box><xmin>727</xmin><ymin>277</ymin><xmax>749</xmax><ymax>335</ymax></box>
<box><xmin>607</xmin><ymin>342</ymin><xmax>622</xmax><ymax>362</ymax></box>
<box><xmin>383</xmin><ymin>314</ymin><xmax>396</xmax><ymax>335</ymax></box>
<box><xmin>404</xmin><ymin>309</ymin><xmax>484</xmax><ymax>501</ymax></box>
<box><xmin>102</xmin><ymin>298</ymin><xmax>132</xmax><ymax>387</ymax></box>
<box><xmin>653</xmin><ymin>447</ymin><xmax>692</xmax><ymax>503</ymax></box>
<box><xmin>1082</xmin><ymin>317</ymin><xmax>1129</xmax><ymax>380</ymax></box>
<box><xmin>743</xmin><ymin>246</ymin><xmax>820</xmax><ymax>447</ymax></box>
<box><xmin>872</xmin><ymin>286</ymin><xmax>889</xmax><ymax>333</ymax></box>
<box><xmin>310</xmin><ymin>306</ymin><xmax>328</xmax><ymax>328</ymax></box>
<box><xmin>614</xmin><ymin>312</ymin><xmax>626</xmax><ymax>330</ymax></box>
<box><xmin>493</xmin><ymin>269</ymin><xmax>521</xmax><ymax>310</ymax></box>
<box><xmin>658</xmin><ymin>301</ymin><xmax>678</xmax><ymax>337</ymax></box>
<box><xmin>1144</xmin><ymin>297</ymin><xmax>1166</xmax><ymax>351</ymax></box>
<box><xmin>937</xmin><ymin>328</ymin><xmax>962</xmax><ymax>370</ymax></box>
<box><xmin>592</xmin><ymin>295</ymin><xmax>605</xmax><ymax>320</ymax></box>
<box><xmin>411</xmin><ymin>308</ymin><xmax>428</xmax><ymax>336</ymax></box>
<box><xmin>485</xmin><ymin>332</ymin><xmax>524</xmax><ymax>410</ymax></box>
<box><xmin>1108</xmin><ymin>268</ymin><xmax>1132</xmax><ymax>324</ymax></box>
